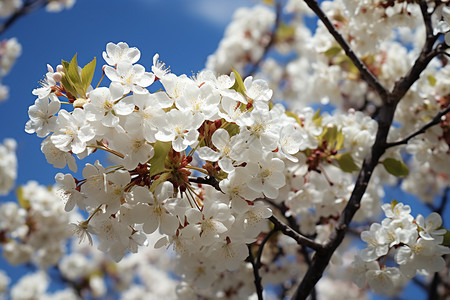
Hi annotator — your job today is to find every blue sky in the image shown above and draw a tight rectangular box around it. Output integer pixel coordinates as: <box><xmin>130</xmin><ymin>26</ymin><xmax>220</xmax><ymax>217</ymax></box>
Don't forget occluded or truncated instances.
<box><xmin>0</xmin><ymin>1</ymin><xmax>446</xmax><ymax>299</ymax></box>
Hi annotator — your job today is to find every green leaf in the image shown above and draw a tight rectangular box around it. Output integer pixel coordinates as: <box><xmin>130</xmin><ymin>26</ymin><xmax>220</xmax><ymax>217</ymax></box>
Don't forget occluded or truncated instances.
<box><xmin>81</xmin><ymin>57</ymin><xmax>96</xmax><ymax>92</ymax></box>
<box><xmin>61</xmin><ymin>59</ymin><xmax>78</xmax><ymax>98</ymax></box>
<box><xmin>230</xmin><ymin>67</ymin><xmax>247</xmax><ymax>99</ymax></box>
<box><xmin>285</xmin><ymin>110</ymin><xmax>302</xmax><ymax>126</ymax></box>
<box><xmin>322</xmin><ymin>125</ymin><xmax>338</xmax><ymax>148</ymax></box>
<box><xmin>313</xmin><ymin>109</ymin><xmax>322</xmax><ymax>127</ymax></box>
<box><xmin>335</xmin><ymin>152</ymin><xmax>359</xmax><ymax>173</ymax></box>
<box><xmin>61</xmin><ymin>54</ymin><xmax>96</xmax><ymax>99</ymax></box>
<box><xmin>427</xmin><ymin>75</ymin><xmax>437</xmax><ymax>87</ymax></box>
<box><xmin>324</xmin><ymin>45</ymin><xmax>342</xmax><ymax>57</ymax></box>
<box><xmin>60</xmin><ymin>75</ymin><xmax>78</xmax><ymax>98</ymax></box>
<box><xmin>276</xmin><ymin>23</ymin><xmax>296</xmax><ymax>43</ymax></box>
<box><xmin>16</xmin><ymin>187</ymin><xmax>30</xmax><ymax>209</ymax></box>
<box><xmin>382</xmin><ymin>158</ymin><xmax>409</xmax><ymax>177</ymax></box>
<box><xmin>390</xmin><ymin>199</ymin><xmax>399</xmax><ymax>211</ymax></box>
<box><xmin>224</xmin><ymin>123</ymin><xmax>240</xmax><ymax>138</ymax></box>
<box><xmin>335</xmin><ymin>130</ymin><xmax>345</xmax><ymax>150</ymax></box>
<box><xmin>148</xmin><ymin>141</ymin><xmax>172</xmax><ymax>178</ymax></box>
<box><xmin>150</xmin><ymin>172</ymin><xmax>171</xmax><ymax>193</ymax></box>
<box><xmin>442</xmin><ymin>229</ymin><xmax>450</xmax><ymax>246</ymax></box>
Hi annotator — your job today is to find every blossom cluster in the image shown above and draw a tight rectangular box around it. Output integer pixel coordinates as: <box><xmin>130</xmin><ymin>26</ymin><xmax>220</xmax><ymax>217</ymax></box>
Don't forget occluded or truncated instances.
<box><xmin>25</xmin><ymin>41</ymin><xmax>312</xmax><ymax>283</ymax></box>
<box><xmin>0</xmin><ymin>181</ymin><xmax>73</xmax><ymax>268</ymax></box>
<box><xmin>352</xmin><ymin>201</ymin><xmax>450</xmax><ymax>295</ymax></box>
<box><xmin>24</xmin><ymin>39</ymin><xmax>395</xmax><ymax>294</ymax></box>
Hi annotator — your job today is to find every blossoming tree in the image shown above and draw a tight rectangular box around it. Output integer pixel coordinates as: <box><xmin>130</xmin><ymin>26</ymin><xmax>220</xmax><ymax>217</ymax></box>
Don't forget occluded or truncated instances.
<box><xmin>1</xmin><ymin>0</ymin><xmax>450</xmax><ymax>299</ymax></box>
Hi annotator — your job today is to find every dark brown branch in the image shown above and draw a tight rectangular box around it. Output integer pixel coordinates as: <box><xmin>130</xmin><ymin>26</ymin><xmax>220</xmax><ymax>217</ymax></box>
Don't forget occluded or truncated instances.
<box><xmin>256</xmin><ymin>229</ymin><xmax>276</xmax><ymax>268</ymax></box>
<box><xmin>248</xmin><ymin>244</ymin><xmax>264</xmax><ymax>300</ymax></box>
<box><xmin>189</xmin><ymin>176</ymin><xmax>221</xmax><ymax>191</ymax></box>
<box><xmin>245</xmin><ymin>1</ymin><xmax>282</xmax><ymax>78</ymax></box>
<box><xmin>292</xmin><ymin>2</ymin><xmax>442</xmax><ymax>298</ymax></box>
<box><xmin>269</xmin><ymin>215</ymin><xmax>324</xmax><ymax>252</ymax></box>
<box><xmin>0</xmin><ymin>0</ymin><xmax>46</xmax><ymax>36</ymax></box>
<box><xmin>419</xmin><ymin>0</ymin><xmax>434</xmax><ymax>41</ymax></box>
<box><xmin>385</xmin><ymin>105</ymin><xmax>450</xmax><ymax>149</ymax></box>
<box><xmin>437</xmin><ymin>186</ymin><xmax>449</xmax><ymax>215</ymax></box>
<box><xmin>302</xmin><ymin>0</ymin><xmax>388</xmax><ymax>100</ymax></box>
<box><xmin>428</xmin><ymin>272</ymin><xmax>440</xmax><ymax>300</ymax></box>
<box><xmin>388</xmin><ymin>40</ymin><xmax>440</xmax><ymax>105</ymax></box>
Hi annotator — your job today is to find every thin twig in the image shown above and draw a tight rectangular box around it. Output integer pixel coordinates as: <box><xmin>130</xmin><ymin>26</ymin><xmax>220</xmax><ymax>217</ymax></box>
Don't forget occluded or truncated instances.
<box><xmin>256</xmin><ymin>229</ymin><xmax>276</xmax><ymax>268</ymax></box>
<box><xmin>428</xmin><ymin>272</ymin><xmax>440</xmax><ymax>300</ymax></box>
<box><xmin>437</xmin><ymin>186</ymin><xmax>449</xmax><ymax>215</ymax></box>
<box><xmin>248</xmin><ymin>244</ymin><xmax>264</xmax><ymax>300</ymax></box>
<box><xmin>0</xmin><ymin>0</ymin><xmax>46</xmax><ymax>36</ymax></box>
<box><xmin>302</xmin><ymin>0</ymin><xmax>388</xmax><ymax>100</ymax></box>
<box><xmin>385</xmin><ymin>105</ymin><xmax>450</xmax><ymax>149</ymax></box>
<box><xmin>269</xmin><ymin>215</ymin><xmax>324</xmax><ymax>252</ymax></box>
<box><xmin>188</xmin><ymin>176</ymin><xmax>221</xmax><ymax>191</ymax></box>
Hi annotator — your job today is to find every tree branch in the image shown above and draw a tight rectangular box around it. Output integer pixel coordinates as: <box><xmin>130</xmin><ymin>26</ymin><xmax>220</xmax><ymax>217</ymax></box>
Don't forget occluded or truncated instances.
<box><xmin>302</xmin><ymin>0</ymin><xmax>388</xmax><ymax>100</ymax></box>
<box><xmin>0</xmin><ymin>0</ymin><xmax>46</xmax><ymax>36</ymax></box>
<box><xmin>269</xmin><ymin>215</ymin><xmax>324</xmax><ymax>252</ymax></box>
<box><xmin>292</xmin><ymin>2</ymin><xmax>442</xmax><ymax>298</ymax></box>
<box><xmin>189</xmin><ymin>176</ymin><xmax>221</xmax><ymax>191</ymax></box>
<box><xmin>256</xmin><ymin>229</ymin><xmax>276</xmax><ymax>268</ymax></box>
<box><xmin>385</xmin><ymin>105</ymin><xmax>450</xmax><ymax>149</ymax></box>
<box><xmin>248</xmin><ymin>244</ymin><xmax>264</xmax><ymax>300</ymax></box>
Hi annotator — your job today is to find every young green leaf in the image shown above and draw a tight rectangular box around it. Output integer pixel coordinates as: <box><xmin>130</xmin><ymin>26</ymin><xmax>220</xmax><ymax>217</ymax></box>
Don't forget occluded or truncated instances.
<box><xmin>230</xmin><ymin>67</ymin><xmax>247</xmax><ymax>99</ymax></box>
<box><xmin>313</xmin><ymin>109</ymin><xmax>322</xmax><ymax>127</ymax></box>
<box><xmin>382</xmin><ymin>158</ymin><xmax>409</xmax><ymax>177</ymax></box>
<box><xmin>427</xmin><ymin>75</ymin><xmax>437</xmax><ymax>87</ymax></box>
<box><xmin>81</xmin><ymin>57</ymin><xmax>96</xmax><ymax>92</ymax></box>
<box><xmin>16</xmin><ymin>187</ymin><xmax>30</xmax><ymax>209</ymax></box>
<box><xmin>148</xmin><ymin>141</ymin><xmax>172</xmax><ymax>177</ymax></box>
<box><xmin>150</xmin><ymin>172</ymin><xmax>171</xmax><ymax>193</ymax></box>
<box><xmin>390</xmin><ymin>199</ymin><xmax>399</xmax><ymax>211</ymax></box>
<box><xmin>324</xmin><ymin>45</ymin><xmax>342</xmax><ymax>57</ymax></box>
<box><xmin>335</xmin><ymin>152</ymin><xmax>359</xmax><ymax>173</ymax></box>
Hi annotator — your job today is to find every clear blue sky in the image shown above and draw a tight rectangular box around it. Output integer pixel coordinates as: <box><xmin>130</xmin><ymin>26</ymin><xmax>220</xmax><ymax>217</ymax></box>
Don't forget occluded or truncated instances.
<box><xmin>0</xmin><ymin>1</ymin><xmax>445</xmax><ymax>299</ymax></box>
